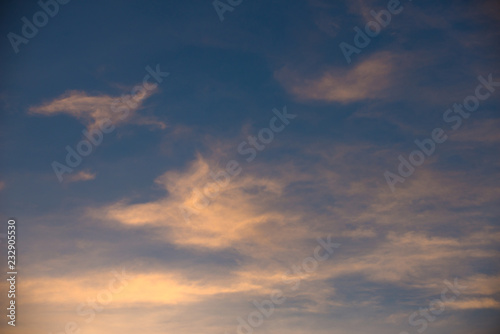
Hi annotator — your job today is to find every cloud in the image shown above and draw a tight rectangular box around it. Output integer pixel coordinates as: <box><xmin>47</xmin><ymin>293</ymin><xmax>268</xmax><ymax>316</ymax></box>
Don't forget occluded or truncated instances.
<box><xmin>275</xmin><ymin>52</ymin><xmax>400</xmax><ymax>103</ymax></box>
<box><xmin>446</xmin><ymin>298</ymin><xmax>500</xmax><ymax>310</ymax></box>
<box><xmin>29</xmin><ymin>87</ymin><xmax>166</xmax><ymax>131</ymax></box>
<box><xmin>460</xmin><ymin>274</ymin><xmax>500</xmax><ymax>296</ymax></box>
<box><xmin>89</xmin><ymin>154</ymin><xmax>295</xmax><ymax>250</ymax></box>
<box><xmin>66</xmin><ymin>170</ymin><xmax>96</xmax><ymax>183</ymax></box>
<box><xmin>341</xmin><ymin>228</ymin><xmax>376</xmax><ymax>239</ymax></box>
<box><xmin>318</xmin><ymin>231</ymin><xmax>498</xmax><ymax>286</ymax></box>
<box><xmin>22</xmin><ymin>271</ymin><xmax>264</xmax><ymax>307</ymax></box>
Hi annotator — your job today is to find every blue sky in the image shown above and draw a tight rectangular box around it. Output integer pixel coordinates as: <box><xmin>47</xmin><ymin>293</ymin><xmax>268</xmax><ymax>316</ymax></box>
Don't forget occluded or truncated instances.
<box><xmin>1</xmin><ymin>0</ymin><xmax>500</xmax><ymax>333</ymax></box>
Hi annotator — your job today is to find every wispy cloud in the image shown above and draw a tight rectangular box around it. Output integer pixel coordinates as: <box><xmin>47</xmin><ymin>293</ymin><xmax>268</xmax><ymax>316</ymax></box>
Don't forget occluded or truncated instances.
<box><xmin>89</xmin><ymin>154</ymin><xmax>293</xmax><ymax>250</ymax></box>
<box><xmin>275</xmin><ymin>52</ymin><xmax>399</xmax><ymax>103</ymax></box>
<box><xmin>66</xmin><ymin>170</ymin><xmax>96</xmax><ymax>183</ymax></box>
<box><xmin>29</xmin><ymin>88</ymin><xmax>166</xmax><ymax>131</ymax></box>
<box><xmin>446</xmin><ymin>298</ymin><xmax>500</xmax><ymax>310</ymax></box>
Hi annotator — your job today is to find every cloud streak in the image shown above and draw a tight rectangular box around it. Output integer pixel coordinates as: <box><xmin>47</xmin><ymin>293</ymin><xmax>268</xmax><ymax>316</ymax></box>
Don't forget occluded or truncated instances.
<box><xmin>275</xmin><ymin>52</ymin><xmax>400</xmax><ymax>103</ymax></box>
<box><xmin>29</xmin><ymin>87</ymin><xmax>165</xmax><ymax>131</ymax></box>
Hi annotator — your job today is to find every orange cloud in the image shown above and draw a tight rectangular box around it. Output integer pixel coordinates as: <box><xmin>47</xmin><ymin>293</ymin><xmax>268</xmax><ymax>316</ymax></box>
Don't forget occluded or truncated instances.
<box><xmin>275</xmin><ymin>52</ymin><xmax>398</xmax><ymax>103</ymax></box>
<box><xmin>30</xmin><ymin>87</ymin><xmax>165</xmax><ymax>131</ymax></box>
<box><xmin>446</xmin><ymin>298</ymin><xmax>500</xmax><ymax>310</ymax></box>
<box><xmin>89</xmin><ymin>154</ymin><xmax>294</xmax><ymax>250</ymax></box>
<box><xmin>66</xmin><ymin>170</ymin><xmax>96</xmax><ymax>183</ymax></box>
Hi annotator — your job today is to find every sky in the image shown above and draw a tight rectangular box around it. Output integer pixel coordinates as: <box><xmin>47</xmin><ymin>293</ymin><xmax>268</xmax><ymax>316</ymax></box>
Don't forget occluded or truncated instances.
<box><xmin>0</xmin><ymin>0</ymin><xmax>499</xmax><ymax>333</ymax></box>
